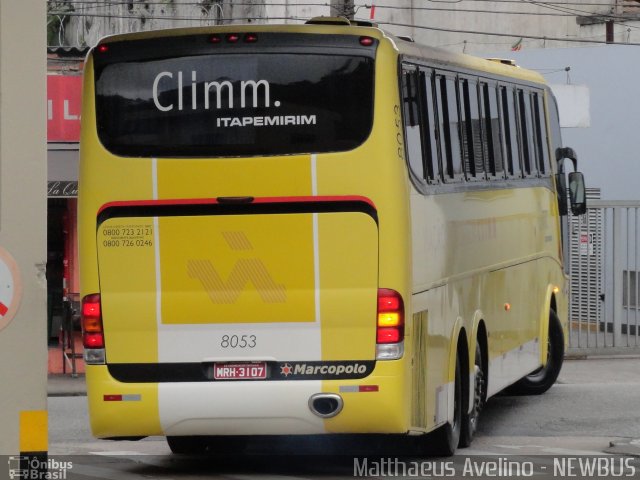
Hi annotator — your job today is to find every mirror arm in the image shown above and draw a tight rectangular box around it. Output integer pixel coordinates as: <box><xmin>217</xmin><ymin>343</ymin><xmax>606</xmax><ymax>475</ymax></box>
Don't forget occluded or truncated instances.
<box><xmin>555</xmin><ymin>147</ymin><xmax>578</xmax><ymax>172</ymax></box>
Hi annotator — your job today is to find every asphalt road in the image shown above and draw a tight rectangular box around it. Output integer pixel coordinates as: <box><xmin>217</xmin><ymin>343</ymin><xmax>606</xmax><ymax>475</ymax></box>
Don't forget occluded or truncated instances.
<box><xmin>47</xmin><ymin>358</ymin><xmax>640</xmax><ymax>479</ymax></box>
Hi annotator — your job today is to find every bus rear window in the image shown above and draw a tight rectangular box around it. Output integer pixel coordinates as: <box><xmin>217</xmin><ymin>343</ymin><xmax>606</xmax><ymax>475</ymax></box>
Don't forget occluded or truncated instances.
<box><xmin>95</xmin><ymin>52</ymin><xmax>374</xmax><ymax>157</ymax></box>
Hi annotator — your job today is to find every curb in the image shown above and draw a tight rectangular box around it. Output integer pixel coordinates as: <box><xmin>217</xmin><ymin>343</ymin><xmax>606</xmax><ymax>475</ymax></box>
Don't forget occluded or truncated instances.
<box><xmin>47</xmin><ymin>392</ymin><xmax>87</xmax><ymax>398</ymax></box>
<box><xmin>604</xmin><ymin>440</ymin><xmax>640</xmax><ymax>457</ymax></box>
<box><xmin>47</xmin><ymin>374</ymin><xmax>87</xmax><ymax>398</ymax></box>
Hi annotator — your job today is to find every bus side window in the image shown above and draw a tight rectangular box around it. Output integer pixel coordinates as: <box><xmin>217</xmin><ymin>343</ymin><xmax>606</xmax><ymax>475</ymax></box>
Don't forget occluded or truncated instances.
<box><xmin>421</xmin><ymin>69</ymin><xmax>440</xmax><ymax>184</ymax></box>
<box><xmin>481</xmin><ymin>82</ymin><xmax>505</xmax><ymax>179</ymax></box>
<box><xmin>459</xmin><ymin>78</ymin><xmax>485</xmax><ymax>180</ymax></box>
<box><xmin>500</xmin><ymin>86</ymin><xmax>522</xmax><ymax>179</ymax></box>
<box><xmin>401</xmin><ymin>68</ymin><xmax>425</xmax><ymax>183</ymax></box>
<box><xmin>435</xmin><ymin>74</ymin><xmax>463</xmax><ymax>182</ymax></box>
<box><xmin>531</xmin><ymin>91</ymin><xmax>550</xmax><ymax>176</ymax></box>
<box><xmin>469</xmin><ymin>79</ymin><xmax>485</xmax><ymax>180</ymax></box>
<box><xmin>517</xmin><ymin>88</ymin><xmax>538</xmax><ymax>177</ymax></box>
<box><xmin>458</xmin><ymin>78</ymin><xmax>474</xmax><ymax>179</ymax></box>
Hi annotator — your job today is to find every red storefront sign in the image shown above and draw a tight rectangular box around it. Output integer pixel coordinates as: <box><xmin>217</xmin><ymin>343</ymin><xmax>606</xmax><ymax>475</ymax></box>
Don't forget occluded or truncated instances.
<box><xmin>48</xmin><ymin>75</ymin><xmax>82</xmax><ymax>142</ymax></box>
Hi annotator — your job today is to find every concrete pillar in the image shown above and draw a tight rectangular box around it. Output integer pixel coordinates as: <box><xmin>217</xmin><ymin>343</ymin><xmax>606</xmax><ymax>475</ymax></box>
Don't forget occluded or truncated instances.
<box><xmin>0</xmin><ymin>0</ymin><xmax>48</xmax><ymax>457</ymax></box>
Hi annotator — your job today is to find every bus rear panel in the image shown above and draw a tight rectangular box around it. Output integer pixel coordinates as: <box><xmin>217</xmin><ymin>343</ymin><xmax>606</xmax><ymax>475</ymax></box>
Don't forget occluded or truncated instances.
<box><xmin>80</xmin><ymin>27</ymin><xmax>413</xmax><ymax>439</ymax></box>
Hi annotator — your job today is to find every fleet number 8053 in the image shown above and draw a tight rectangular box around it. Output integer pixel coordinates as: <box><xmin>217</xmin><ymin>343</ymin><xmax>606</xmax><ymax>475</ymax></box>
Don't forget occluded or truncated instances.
<box><xmin>221</xmin><ymin>335</ymin><xmax>257</xmax><ymax>349</ymax></box>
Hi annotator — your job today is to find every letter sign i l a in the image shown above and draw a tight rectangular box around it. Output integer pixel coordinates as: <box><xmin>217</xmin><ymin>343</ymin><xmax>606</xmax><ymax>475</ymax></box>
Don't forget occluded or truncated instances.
<box><xmin>63</xmin><ymin>100</ymin><xmax>79</xmax><ymax>120</ymax></box>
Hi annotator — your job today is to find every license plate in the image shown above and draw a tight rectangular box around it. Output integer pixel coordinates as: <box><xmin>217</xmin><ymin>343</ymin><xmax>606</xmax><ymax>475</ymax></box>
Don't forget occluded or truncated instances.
<box><xmin>213</xmin><ymin>362</ymin><xmax>267</xmax><ymax>380</ymax></box>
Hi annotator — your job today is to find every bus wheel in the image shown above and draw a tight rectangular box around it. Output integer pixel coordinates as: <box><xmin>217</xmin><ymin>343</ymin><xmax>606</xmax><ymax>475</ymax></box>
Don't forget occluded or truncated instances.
<box><xmin>422</xmin><ymin>350</ymin><xmax>462</xmax><ymax>456</ymax></box>
<box><xmin>507</xmin><ymin>310</ymin><xmax>564</xmax><ymax>395</ymax></box>
<box><xmin>459</xmin><ymin>340</ymin><xmax>485</xmax><ymax>448</ymax></box>
<box><xmin>166</xmin><ymin>436</ymin><xmax>208</xmax><ymax>454</ymax></box>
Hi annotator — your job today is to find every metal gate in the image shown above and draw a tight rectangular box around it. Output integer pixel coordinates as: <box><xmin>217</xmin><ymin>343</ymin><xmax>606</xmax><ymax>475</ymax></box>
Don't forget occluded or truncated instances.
<box><xmin>568</xmin><ymin>199</ymin><xmax>640</xmax><ymax>355</ymax></box>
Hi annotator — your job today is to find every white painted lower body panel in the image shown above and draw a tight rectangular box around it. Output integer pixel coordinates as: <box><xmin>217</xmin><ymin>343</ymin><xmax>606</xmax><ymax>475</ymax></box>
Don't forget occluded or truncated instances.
<box><xmin>158</xmin><ymin>380</ymin><xmax>325</xmax><ymax>436</ymax></box>
<box><xmin>487</xmin><ymin>337</ymin><xmax>540</xmax><ymax>397</ymax></box>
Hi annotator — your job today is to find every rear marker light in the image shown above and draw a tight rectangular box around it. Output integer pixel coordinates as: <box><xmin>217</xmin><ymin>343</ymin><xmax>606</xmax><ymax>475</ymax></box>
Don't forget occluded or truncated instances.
<box><xmin>360</xmin><ymin>36</ymin><xmax>374</xmax><ymax>46</ymax></box>
<box><xmin>209</xmin><ymin>34</ymin><xmax>222</xmax><ymax>44</ymax></box>
<box><xmin>244</xmin><ymin>33</ymin><xmax>258</xmax><ymax>43</ymax></box>
<box><xmin>226</xmin><ymin>33</ymin><xmax>240</xmax><ymax>43</ymax></box>
<box><xmin>97</xmin><ymin>44</ymin><xmax>109</xmax><ymax>53</ymax></box>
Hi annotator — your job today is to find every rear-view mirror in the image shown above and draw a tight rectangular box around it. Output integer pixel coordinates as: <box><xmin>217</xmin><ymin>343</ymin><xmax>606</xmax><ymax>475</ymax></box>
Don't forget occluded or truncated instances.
<box><xmin>569</xmin><ymin>171</ymin><xmax>586</xmax><ymax>216</ymax></box>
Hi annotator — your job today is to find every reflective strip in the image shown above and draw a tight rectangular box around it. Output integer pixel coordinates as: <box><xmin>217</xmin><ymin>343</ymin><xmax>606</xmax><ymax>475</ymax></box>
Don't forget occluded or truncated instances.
<box><xmin>104</xmin><ymin>394</ymin><xmax>142</xmax><ymax>402</ymax></box>
<box><xmin>339</xmin><ymin>385</ymin><xmax>379</xmax><ymax>393</ymax></box>
<box><xmin>339</xmin><ymin>385</ymin><xmax>359</xmax><ymax>393</ymax></box>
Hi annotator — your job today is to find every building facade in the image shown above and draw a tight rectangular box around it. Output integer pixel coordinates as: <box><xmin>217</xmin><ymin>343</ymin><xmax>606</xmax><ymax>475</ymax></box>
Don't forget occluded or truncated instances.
<box><xmin>46</xmin><ymin>48</ymin><xmax>84</xmax><ymax>369</ymax></box>
<box><xmin>47</xmin><ymin>0</ymin><xmax>640</xmax><ymax>54</ymax></box>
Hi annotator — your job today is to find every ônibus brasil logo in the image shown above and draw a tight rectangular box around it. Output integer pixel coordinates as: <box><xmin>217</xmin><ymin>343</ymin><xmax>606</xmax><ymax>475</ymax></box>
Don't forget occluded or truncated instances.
<box><xmin>7</xmin><ymin>456</ymin><xmax>72</xmax><ymax>480</ymax></box>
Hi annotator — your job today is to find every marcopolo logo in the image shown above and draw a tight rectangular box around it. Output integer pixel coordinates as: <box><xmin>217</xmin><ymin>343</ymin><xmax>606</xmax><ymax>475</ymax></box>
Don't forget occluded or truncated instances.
<box><xmin>294</xmin><ymin>363</ymin><xmax>367</xmax><ymax>376</ymax></box>
<box><xmin>276</xmin><ymin>361</ymin><xmax>374</xmax><ymax>380</ymax></box>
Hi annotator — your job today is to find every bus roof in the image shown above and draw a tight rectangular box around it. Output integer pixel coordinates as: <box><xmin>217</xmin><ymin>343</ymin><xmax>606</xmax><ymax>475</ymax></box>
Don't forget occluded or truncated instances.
<box><xmin>93</xmin><ymin>21</ymin><xmax>546</xmax><ymax>85</ymax></box>
<box><xmin>392</xmin><ymin>35</ymin><xmax>546</xmax><ymax>85</ymax></box>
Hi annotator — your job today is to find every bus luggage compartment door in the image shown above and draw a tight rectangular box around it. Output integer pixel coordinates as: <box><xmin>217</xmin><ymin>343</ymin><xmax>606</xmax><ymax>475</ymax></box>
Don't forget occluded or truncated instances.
<box><xmin>95</xmin><ymin>201</ymin><xmax>379</xmax><ymax>367</ymax></box>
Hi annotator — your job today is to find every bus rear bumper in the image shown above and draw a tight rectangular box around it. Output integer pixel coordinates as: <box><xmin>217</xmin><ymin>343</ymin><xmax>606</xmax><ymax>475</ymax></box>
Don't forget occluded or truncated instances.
<box><xmin>86</xmin><ymin>363</ymin><xmax>409</xmax><ymax>438</ymax></box>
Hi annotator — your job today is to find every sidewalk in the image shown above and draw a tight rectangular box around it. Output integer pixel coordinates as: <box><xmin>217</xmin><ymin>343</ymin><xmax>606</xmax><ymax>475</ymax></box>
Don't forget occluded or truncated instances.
<box><xmin>48</xmin><ymin>373</ymin><xmax>86</xmax><ymax>397</ymax></box>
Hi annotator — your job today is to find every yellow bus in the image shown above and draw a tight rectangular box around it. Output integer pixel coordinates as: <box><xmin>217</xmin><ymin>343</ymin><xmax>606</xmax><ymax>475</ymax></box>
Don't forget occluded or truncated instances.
<box><xmin>79</xmin><ymin>17</ymin><xmax>586</xmax><ymax>455</ymax></box>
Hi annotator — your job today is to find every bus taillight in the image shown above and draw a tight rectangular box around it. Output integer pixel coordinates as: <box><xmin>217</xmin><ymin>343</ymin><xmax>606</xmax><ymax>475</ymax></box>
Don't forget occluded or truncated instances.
<box><xmin>376</xmin><ymin>289</ymin><xmax>404</xmax><ymax>360</ymax></box>
<box><xmin>82</xmin><ymin>293</ymin><xmax>104</xmax><ymax>351</ymax></box>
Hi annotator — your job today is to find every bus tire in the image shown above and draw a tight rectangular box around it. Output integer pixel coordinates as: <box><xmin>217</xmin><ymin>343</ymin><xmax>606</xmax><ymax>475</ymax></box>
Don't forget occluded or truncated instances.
<box><xmin>421</xmin><ymin>350</ymin><xmax>462</xmax><ymax>456</ymax></box>
<box><xmin>166</xmin><ymin>436</ymin><xmax>208</xmax><ymax>454</ymax></box>
<box><xmin>506</xmin><ymin>310</ymin><xmax>564</xmax><ymax>395</ymax></box>
<box><xmin>459</xmin><ymin>340</ymin><xmax>485</xmax><ymax>448</ymax></box>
